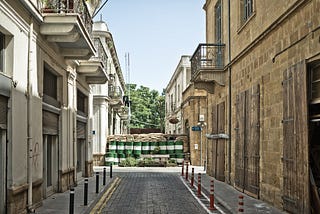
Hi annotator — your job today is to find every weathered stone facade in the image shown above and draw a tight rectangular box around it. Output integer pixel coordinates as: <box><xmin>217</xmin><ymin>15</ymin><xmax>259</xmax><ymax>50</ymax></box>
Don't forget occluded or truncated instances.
<box><xmin>182</xmin><ymin>85</ymin><xmax>207</xmax><ymax>166</ymax></box>
<box><xmin>190</xmin><ymin>0</ymin><xmax>320</xmax><ymax>212</ymax></box>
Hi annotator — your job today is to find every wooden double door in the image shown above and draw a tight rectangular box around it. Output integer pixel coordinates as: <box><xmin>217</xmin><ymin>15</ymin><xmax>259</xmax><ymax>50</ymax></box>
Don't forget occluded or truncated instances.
<box><xmin>235</xmin><ymin>85</ymin><xmax>260</xmax><ymax>198</ymax></box>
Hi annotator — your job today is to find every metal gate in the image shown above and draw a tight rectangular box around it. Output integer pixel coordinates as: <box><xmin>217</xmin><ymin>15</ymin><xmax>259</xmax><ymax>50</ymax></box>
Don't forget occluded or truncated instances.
<box><xmin>282</xmin><ymin>61</ymin><xmax>309</xmax><ymax>213</ymax></box>
<box><xmin>235</xmin><ymin>84</ymin><xmax>260</xmax><ymax>198</ymax></box>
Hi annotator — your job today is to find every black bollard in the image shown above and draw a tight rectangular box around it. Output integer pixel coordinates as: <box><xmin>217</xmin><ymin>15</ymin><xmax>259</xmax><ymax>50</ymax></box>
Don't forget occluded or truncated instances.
<box><xmin>69</xmin><ymin>187</ymin><xmax>74</xmax><ymax>214</ymax></box>
<box><xmin>96</xmin><ymin>172</ymin><xmax>99</xmax><ymax>193</ymax></box>
<box><xmin>84</xmin><ymin>178</ymin><xmax>88</xmax><ymax>206</ymax></box>
<box><xmin>103</xmin><ymin>167</ymin><xmax>106</xmax><ymax>185</ymax></box>
<box><xmin>110</xmin><ymin>164</ymin><xmax>113</xmax><ymax>178</ymax></box>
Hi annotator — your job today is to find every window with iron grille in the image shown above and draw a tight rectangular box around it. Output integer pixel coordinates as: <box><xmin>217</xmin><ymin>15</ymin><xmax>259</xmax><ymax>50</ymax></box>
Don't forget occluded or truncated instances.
<box><xmin>215</xmin><ymin>0</ymin><xmax>222</xmax><ymax>44</ymax></box>
<box><xmin>0</xmin><ymin>32</ymin><xmax>4</xmax><ymax>73</ymax></box>
<box><xmin>240</xmin><ymin>0</ymin><xmax>253</xmax><ymax>25</ymax></box>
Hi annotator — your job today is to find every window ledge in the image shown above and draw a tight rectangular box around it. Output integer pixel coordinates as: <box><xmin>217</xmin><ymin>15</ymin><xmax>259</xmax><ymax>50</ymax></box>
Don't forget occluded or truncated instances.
<box><xmin>237</xmin><ymin>12</ymin><xmax>256</xmax><ymax>34</ymax></box>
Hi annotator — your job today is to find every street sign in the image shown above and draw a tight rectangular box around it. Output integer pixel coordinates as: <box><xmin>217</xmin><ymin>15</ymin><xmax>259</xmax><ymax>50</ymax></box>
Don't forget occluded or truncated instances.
<box><xmin>192</xmin><ymin>126</ymin><xmax>201</xmax><ymax>131</ymax></box>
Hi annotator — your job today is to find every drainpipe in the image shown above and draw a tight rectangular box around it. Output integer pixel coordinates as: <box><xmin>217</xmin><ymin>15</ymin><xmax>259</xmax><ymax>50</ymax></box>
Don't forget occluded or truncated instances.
<box><xmin>27</xmin><ymin>19</ymin><xmax>34</xmax><ymax>211</ymax></box>
<box><xmin>227</xmin><ymin>0</ymin><xmax>232</xmax><ymax>184</ymax></box>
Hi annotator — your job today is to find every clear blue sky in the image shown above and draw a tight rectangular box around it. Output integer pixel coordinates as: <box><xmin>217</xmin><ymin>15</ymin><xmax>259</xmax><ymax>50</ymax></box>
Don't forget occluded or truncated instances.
<box><xmin>96</xmin><ymin>0</ymin><xmax>205</xmax><ymax>93</ymax></box>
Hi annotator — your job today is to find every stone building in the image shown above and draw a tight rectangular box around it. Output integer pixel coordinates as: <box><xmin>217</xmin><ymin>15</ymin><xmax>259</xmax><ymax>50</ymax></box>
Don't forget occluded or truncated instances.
<box><xmin>165</xmin><ymin>55</ymin><xmax>191</xmax><ymax>134</ymax></box>
<box><xmin>0</xmin><ymin>1</ymin><xmax>126</xmax><ymax>213</ymax></box>
<box><xmin>91</xmin><ymin>20</ymin><xmax>127</xmax><ymax>166</ymax></box>
<box><xmin>189</xmin><ymin>0</ymin><xmax>320</xmax><ymax>212</ymax></box>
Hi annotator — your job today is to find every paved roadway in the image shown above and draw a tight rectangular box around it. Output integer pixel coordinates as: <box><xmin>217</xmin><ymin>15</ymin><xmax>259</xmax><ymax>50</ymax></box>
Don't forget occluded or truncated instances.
<box><xmin>100</xmin><ymin>171</ymin><xmax>212</xmax><ymax>214</ymax></box>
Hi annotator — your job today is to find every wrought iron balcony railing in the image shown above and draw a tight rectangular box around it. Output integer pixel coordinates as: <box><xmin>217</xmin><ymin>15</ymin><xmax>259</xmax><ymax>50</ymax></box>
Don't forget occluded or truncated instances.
<box><xmin>108</xmin><ymin>85</ymin><xmax>123</xmax><ymax>99</ymax></box>
<box><xmin>191</xmin><ymin>43</ymin><xmax>225</xmax><ymax>78</ymax></box>
<box><xmin>39</xmin><ymin>0</ymin><xmax>92</xmax><ymax>34</ymax></box>
<box><xmin>93</xmin><ymin>38</ymin><xmax>107</xmax><ymax>68</ymax></box>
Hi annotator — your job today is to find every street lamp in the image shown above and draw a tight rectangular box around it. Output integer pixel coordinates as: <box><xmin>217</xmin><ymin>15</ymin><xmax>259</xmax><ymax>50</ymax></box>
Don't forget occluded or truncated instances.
<box><xmin>197</xmin><ymin>121</ymin><xmax>206</xmax><ymax>168</ymax></box>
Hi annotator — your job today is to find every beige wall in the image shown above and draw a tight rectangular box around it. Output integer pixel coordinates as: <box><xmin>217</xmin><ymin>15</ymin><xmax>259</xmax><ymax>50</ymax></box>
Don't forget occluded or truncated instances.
<box><xmin>202</xmin><ymin>0</ymin><xmax>320</xmax><ymax>210</ymax></box>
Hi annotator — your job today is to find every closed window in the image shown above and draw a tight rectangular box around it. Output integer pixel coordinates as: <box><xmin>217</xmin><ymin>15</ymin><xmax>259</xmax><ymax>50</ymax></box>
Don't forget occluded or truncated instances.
<box><xmin>215</xmin><ymin>0</ymin><xmax>222</xmax><ymax>43</ymax></box>
<box><xmin>43</xmin><ymin>68</ymin><xmax>57</xmax><ymax>99</ymax></box>
<box><xmin>240</xmin><ymin>0</ymin><xmax>253</xmax><ymax>25</ymax></box>
<box><xmin>0</xmin><ymin>33</ymin><xmax>4</xmax><ymax>73</ymax></box>
<box><xmin>77</xmin><ymin>90</ymin><xmax>87</xmax><ymax>115</ymax></box>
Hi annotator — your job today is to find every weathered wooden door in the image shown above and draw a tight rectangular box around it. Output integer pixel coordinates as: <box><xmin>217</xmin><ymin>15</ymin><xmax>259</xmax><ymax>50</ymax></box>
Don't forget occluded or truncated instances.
<box><xmin>211</xmin><ymin>101</ymin><xmax>225</xmax><ymax>181</ymax></box>
<box><xmin>235</xmin><ymin>84</ymin><xmax>260</xmax><ymax>198</ymax></box>
<box><xmin>282</xmin><ymin>61</ymin><xmax>309</xmax><ymax>213</ymax></box>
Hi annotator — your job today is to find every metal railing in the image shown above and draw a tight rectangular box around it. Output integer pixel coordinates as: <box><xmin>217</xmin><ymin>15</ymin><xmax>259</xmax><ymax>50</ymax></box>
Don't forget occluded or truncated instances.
<box><xmin>39</xmin><ymin>0</ymin><xmax>92</xmax><ymax>34</ymax></box>
<box><xmin>108</xmin><ymin>85</ymin><xmax>123</xmax><ymax>99</ymax></box>
<box><xmin>93</xmin><ymin>38</ymin><xmax>107</xmax><ymax>68</ymax></box>
<box><xmin>191</xmin><ymin>43</ymin><xmax>225</xmax><ymax>78</ymax></box>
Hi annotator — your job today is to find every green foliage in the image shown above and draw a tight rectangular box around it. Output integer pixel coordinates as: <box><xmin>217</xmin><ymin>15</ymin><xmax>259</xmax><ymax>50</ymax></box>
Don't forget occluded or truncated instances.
<box><xmin>119</xmin><ymin>157</ymin><xmax>137</xmax><ymax>167</ymax></box>
<box><xmin>127</xmin><ymin>84</ymin><xmax>165</xmax><ymax>132</ymax></box>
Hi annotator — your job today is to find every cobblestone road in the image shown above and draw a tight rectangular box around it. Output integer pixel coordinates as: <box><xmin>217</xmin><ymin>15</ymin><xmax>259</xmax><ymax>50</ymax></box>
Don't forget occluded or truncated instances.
<box><xmin>101</xmin><ymin>172</ymin><xmax>209</xmax><ymax>214</ymax></box>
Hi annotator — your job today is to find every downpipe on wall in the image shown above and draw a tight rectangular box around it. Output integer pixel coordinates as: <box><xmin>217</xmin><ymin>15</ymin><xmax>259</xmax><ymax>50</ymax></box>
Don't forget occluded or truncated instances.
<box><xmin>27</xmin><ymin>19</ymin><xmax>34</xmax><ymax>212</ymax></box>
<box><xmin>227</xmin><ymin>0</ymin><xmax>232</xmax><ymax>184</ymax></box>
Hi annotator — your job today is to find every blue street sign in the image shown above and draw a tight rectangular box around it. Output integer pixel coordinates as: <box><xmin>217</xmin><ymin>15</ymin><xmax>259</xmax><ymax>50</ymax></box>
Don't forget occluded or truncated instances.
<box><xmin>192</xmin><ymin>126</ymin><xmax>202</xmax><ymax>131</ymax></box>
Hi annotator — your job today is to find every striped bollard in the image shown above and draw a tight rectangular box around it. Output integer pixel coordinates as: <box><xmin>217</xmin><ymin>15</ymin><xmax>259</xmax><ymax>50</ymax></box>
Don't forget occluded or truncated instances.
<box><xmin>238</xmin><ymin>195</ymin><xmax>244</xmax><ymax>213</ymax></box>
<box><xmin>191</xmin><ymin>168</ymin><xmax>194</xmax><ymax>187</ymax></box>
<box><xmin>197</xmin><ymin>173</ymin><xmax>201</xmax><ymax>197</ymax></box>
<box><xmin>181</xmin><ymin>160</ymin><xmax>184</xmax><ymax>176</ymax></box>
<box><xmin>209</xmin><ymin>180</ymin><xmax>216</xmax><ymax>210</ymax></box>
<box><xmin>185</xmin><ymin>161</ymin><xmax>189</xmax><ymax>181</ymax></box>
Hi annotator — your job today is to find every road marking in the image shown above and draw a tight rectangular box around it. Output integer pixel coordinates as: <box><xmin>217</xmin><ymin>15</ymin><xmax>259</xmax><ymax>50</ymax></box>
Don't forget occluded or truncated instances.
<box><xmin>90</xmin><ymin>177</ymin><xmax>121</xmax><ymax>214</ymax></box>
<box><xmin>180</xmin><ymin>176</ymin><xmax>226</xmax><ymax>214</ymax></box>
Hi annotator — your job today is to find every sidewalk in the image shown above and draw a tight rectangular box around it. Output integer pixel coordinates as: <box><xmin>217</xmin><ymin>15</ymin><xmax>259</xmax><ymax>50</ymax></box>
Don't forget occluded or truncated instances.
<box><xmin>187</xmin><ymin>166</ymin><xmax>285</xmax><ymax>214</ymax></box>
<box><xmin>35</xmin><ymin>169</ymin><xmax>116</xmax><ymax>214</ymax></box>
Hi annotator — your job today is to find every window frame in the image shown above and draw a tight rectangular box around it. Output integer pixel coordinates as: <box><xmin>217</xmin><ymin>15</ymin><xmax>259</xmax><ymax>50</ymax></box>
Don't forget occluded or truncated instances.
<box><xmin>240</xmin><ymin>0</ymin><xmax>254</xmax><ymax>27</ymax></box>
<box><xmin>0</xmin><ymin>32</ymin><xmax>4</xmax><ymax>73</ymax></box>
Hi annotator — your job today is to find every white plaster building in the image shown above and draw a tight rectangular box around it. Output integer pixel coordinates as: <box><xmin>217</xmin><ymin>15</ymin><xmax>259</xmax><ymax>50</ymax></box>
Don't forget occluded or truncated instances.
<box><xmin>0</xmin><ymin>1</ymin><xmax>127</xmax><ymax>213</ymax></box>
<box><xmin>165</xmin><ymin>56</ymin><xmax>191</xmax><ymax>134</ymax></box>
<box><xmin>91</xmin><ymin>20</ymin><xmax>127</xmax><ymax>166</ymax></box>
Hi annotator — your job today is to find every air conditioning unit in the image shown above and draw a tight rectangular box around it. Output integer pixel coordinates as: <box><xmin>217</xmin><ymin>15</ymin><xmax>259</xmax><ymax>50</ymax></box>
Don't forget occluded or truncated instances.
<box><xmin>199</xmin><ymin>114</ymin><xmax>205</xmax><ymax>122</ymax></box>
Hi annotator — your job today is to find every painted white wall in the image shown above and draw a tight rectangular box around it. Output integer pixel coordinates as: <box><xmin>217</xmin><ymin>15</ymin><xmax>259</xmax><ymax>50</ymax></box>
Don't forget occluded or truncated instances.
<box><xmin>165</xmin><ymin>56</ymin><xmax>191</xmax><ymax>134</ymax></box>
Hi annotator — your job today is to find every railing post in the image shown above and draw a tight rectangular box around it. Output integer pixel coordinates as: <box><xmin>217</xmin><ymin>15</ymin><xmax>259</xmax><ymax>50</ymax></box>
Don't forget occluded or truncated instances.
<box><xmin>191</xmin><ymin>168</ymin><xmax>194</xmax><ymax>187</ymax></box>
<box><xmin>96</xmin><ymin>172</ymin><xmax>99</xmax><ymax>193</ymax></box>
<box><xmin>209</xmin><ymin>180</ymin><xmax>216</xmax><ymax>210</ymax></box>
<box><xmin>181</xmin><ymin>160</ymin><xmax>184</xmax><ymax>176</ymax></box>
<box><xmin>103</xmin><ymin>167</ymin><xmax>106</xmax><ymax>185</ymax></box>
<box><xmin>197</xmin><ymin>173</ymin><xmax>201</xmax><ymax>197</ymax></box>
<box><xmin>84</xmin><ymin>178</ymin><xmax>88</xmax><ymax>206</ymax></box>
<box><xmin>69</xmin><ymin>187</ymin><xmax>74</xmax><ymax>214</ymax></box>
<box><xmin>110</xmin><ymin>164</ymin><xmax>113</xmax><ymax>178</ymax></box>
<box><xmin>185</xmin><ymin>161</ymin><xmax>189</xmax><ymax>181</ymax></box>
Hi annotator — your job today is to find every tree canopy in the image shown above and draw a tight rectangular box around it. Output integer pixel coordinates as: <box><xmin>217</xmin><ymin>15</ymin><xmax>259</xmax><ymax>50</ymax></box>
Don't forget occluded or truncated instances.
<box><xmin>126</xmin><ymin>84</ymin><xmax>165</xmax><ymax>132</ymax></box>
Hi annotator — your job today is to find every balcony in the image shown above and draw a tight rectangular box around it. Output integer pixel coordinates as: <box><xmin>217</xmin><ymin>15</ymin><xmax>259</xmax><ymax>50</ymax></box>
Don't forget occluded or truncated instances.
<box><xmin>191</xmin><ymin>44</ymin><xmax>225</xmax><ymax>92</ymax></box>
<box><xmin>39</xmin><ymin>0</ymin><xmax>95</xmax><ymax>60</ymax></box>
<box><xmin>108</xmin><ymin>85</ymin><xmax>123</xmax><ymax>108</ymax></box>
<box><xmin>76</xmin><ymin>38</ymin><xmax>108</xmax><ymax>84</ymax></box>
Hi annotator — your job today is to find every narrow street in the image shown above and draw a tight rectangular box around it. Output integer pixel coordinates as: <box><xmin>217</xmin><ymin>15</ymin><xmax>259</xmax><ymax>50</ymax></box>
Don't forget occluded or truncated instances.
<box><xmin>100</xmin><ymin>171</ymin><xmax>213</xmax><ymax>214</ymax></box>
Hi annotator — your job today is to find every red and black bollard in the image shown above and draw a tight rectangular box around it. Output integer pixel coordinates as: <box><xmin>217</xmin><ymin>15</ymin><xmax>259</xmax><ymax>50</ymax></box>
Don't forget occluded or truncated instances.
<box><xmin>191</xmin><ymin>168</ymin><xmax>194</xmax><ymax>187</ymax></box>
<box><xmin>197</xmin><ymin>173</ymin><xmax>201</xmax><ymax>197</ymax></box>
<box><xmin>185</xmin><ymin>161</ymin><xmax>189</xmax><ymax>181</ymax></box>
<box><xmin>181</xmin><ymin>160</ymin><xmax>184</xmax><ymax>176</ymax></box>
<box><xmin>209</xmin><ymin>180</ymin><xmax>216</xmax><ymax>210</ymax></box>
<box><xmin>238</xmin><ymin>195</ymin><xmax>244</xmax><ymax>213</ymax></box>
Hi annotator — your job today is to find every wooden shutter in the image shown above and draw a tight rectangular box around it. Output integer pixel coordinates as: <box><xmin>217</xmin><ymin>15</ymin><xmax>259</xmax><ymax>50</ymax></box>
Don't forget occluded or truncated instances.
<box><xmin>245</xmin><ymin>85</ymin><xmax>260</xmax><ymax>197</ymax></box>
<box><xmin>235</xmin><ymin>85</ymin><xmax>260</xmax><ymax>197</ymax></box>
<box><xmin>43</xmin><ymin>110</ymin><xmax>59</xmax><ymax>135</ymax></box>
<box><xmin>77</xmin><ymin>121</ymin><xmax>86</xmax><ymax>139</ymax></box>
<box><xmin>211</xmin><ymin>104</ymin><xmax>218</xmax><ymax>177</ymax></box>
<box><xmin>235</xmin><ymin>92</ymin><xmax>245</xmax><ymax>190</ymax></box>
<box><xmin>282</xmin><ymin>61</ymin><xmax>309</xmax><ymax>213</ymax></box>
<box><xmin>217</xmin><ymin>101</ymin><xmax>225</xmax><ymax>181</ymax></box>
<box><xmin>0</xmin><ymin>95</ymin><xmax>7</xmax><ymax>126</ymax></box>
